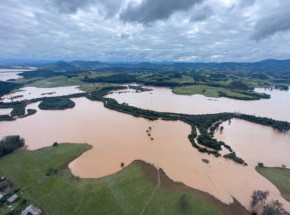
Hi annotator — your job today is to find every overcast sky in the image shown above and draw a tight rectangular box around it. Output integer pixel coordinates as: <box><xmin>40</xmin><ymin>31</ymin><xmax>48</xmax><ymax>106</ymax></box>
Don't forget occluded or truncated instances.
<box><xmin>1</xmin><ymin>0</ymin><xmax>290</xmax><ymax>62</ymax></box>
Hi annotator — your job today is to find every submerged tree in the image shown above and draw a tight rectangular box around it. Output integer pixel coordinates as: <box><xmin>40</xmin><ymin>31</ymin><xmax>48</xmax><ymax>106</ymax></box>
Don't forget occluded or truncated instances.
<box><xmin>251</xmin><ymin>190</ymin><xmax>269</xmax><ymax>209</ymax></box>
<box><xmin>262</xmin><ymin>200</ymin><xmax>289</xmax><ymax>215</ymax></box>
<box><xmin>250</xmin><ymin>190</ymin><xmax>289</xmax><ymax>215</ymax></box>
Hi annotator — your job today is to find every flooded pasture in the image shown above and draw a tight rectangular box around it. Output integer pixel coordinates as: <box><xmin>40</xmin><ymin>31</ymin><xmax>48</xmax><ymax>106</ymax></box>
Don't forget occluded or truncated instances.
<box><xmin>215</xmin><ymin>118</ymin><xmax>290</xmax><ymax>168</ymax></box>
<box><xmin>0</xmin><ymin>86</ymin><xmax>84</xmax><ymax>103</ymax></box>
<box><xmin>0</xmin><ymin>68</ymin><xmax>35</xmax><ymax>81</ymax></box>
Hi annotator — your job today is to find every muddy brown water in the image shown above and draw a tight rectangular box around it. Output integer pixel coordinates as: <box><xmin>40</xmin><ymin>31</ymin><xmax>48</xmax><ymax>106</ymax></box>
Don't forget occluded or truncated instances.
<box><xmin>106</xmin><ymin>87</ymin><xmax>290</xmax><ymax>122</ymax></box>
<box><xmin>215</xmin><ymin>118</ymin><xmax>290</xmax><ymax>167</ymax></box>
<box><xmin>1</xmin><ymin>97</ymin><xmax>289</xmax><ymax>211</ymax></box>
<box><xmin>0</xmin><ymin>86</ymin><xmax>84</xmax><ymax>103</ymax></box>
<box><xmin>0</xmin><ymin>69</ymin><xmax>35</xmax><ymax>81</ymax></box>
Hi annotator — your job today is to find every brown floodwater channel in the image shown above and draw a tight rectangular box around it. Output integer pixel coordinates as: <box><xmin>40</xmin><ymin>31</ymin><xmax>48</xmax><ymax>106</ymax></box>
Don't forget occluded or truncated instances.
<box><xmin>1</xmin><ymin>96</ymin><xmax>290</xmax><ymax>211</ymax></box>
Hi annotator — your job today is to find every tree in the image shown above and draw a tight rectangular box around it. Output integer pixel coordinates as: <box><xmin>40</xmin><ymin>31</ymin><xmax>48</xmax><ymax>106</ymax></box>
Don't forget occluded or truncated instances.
<box><xmin>53</xmin><ymin>142</ymin><xmax>58</xmax><ymax>147</ymax></box>
<box><xmin>251</xmin><ymin>190</ymin><xmax>269</xmax><ymax>208</ymax></box>
<box><xmin>262</xmin><ymin>200</ymin><xmax>289</xmax><ymax>215</ymax></box>
<box><xmin>250</xmin><ymin>190</ymin><xmax>289</xmax><ymax>215</ymax></box>
<box><xmin>0</xmin><ymin>135</ymin><xmax>25</xmax><ymax>157</ymax></box>
<box><xmin>179</xmin><ymin>194</ymin><xmax>188</xmax><ymax>212</ymax></box>
<box><xmin>258</xmin><ymin>162</ymin><xmax>264</xmax><ymax>167</ymax></box>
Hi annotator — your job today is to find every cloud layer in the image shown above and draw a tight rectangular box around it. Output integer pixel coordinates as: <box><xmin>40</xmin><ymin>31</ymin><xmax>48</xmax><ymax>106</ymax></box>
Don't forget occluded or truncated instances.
<box><xmin>0</xmin><ymin>0</ymin><xmax>290</xmax><ymax>62</ymax></box>
<box><xmin>120</xmin><ymin>0</ymin><xmax>203</xmax><ymax>24</ymax></box>
<box><xmin>251</xmin><ymin>0</ymin><xmax>290</xmax><ymax>40</ymax></box>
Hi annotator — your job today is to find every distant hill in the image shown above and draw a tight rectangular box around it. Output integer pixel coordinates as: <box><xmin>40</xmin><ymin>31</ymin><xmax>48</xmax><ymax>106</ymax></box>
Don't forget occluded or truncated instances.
<box><xmin>70</xmin><ymin>60</ymin><xmax>104</xmax><ymax>68</ymax></box>
<box><xmin>42</xmin><ymin>61</ymin><xmax>76</xmax><ymax>71</ymax></box>
<box><xmin>1</xmin><ymin>58</ymin><xmax>290</xmax><ymax>73</ymax></box>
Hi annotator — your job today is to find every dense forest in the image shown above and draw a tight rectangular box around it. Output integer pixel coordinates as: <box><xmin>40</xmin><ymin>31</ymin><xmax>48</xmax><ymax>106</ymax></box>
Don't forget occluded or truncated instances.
<box><xmin>38</xmin><ymin>97</ymin><xmax>75</xmax><ymax>110</ymax></box>
<box><xmin>0</xmin><ymin>81</ymin><xmax>22</xmax><ymax>97</ymax></box>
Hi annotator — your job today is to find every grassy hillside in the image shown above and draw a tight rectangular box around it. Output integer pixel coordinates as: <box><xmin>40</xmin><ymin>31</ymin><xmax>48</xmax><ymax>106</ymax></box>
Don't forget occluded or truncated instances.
<box><xmin>0</xmin><ymin>143</ymin><xmax>247</xmax><ymax>215</ymax></box>
<box><xmin>172</xmin><ymin>85</ymin><xmax>267</xmax><ymax>100</ymax></box>
<box><xmin>256</xmin><ymin>167</ymin><xmax>290</xmax><ymax>202</ymax></box>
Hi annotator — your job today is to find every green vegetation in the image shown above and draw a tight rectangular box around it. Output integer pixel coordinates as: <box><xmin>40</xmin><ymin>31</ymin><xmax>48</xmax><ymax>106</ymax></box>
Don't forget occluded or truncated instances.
<box><xmin>173</xmin><ymin>85</ymin><xmax>261</xmax><ymax>100</ymax></box>
<box><xmin>26</xmin><ymin>109</ymin><xmax>37</xmax><ymax>116</ymax></box>
<box><xmin>0</xmin><ymin>179</ymin><xmax>29</xmax><ymax>215</ymax></box>
<box><xmin>197</xmin><ymin>134</ymin><xmax>222</xmax><ymax>151</ymax></box>
<box><xmin>250</xmin><ymin>190</ymin><xmax>289</xmax><ymax>215</ymax></box>
<box><xmin>83</xmin><ymin>73</ymin><xmax>136</xmax><ymax>83</ymax></box>
<box><xmin>235</xmin><ymin>115</ymin><xmax>290</xmax><ymax>133</ymax></box>
<box><xmin>256</xmin><ymin>166</ymin><xmax>290</xmax><ymax>202</ymax></box>
<box><xmin>223</xmin><ymin>152</ymin><xmax>246</xmax><ymax>165</ymax></box>
<box><xmin>3</xmin><ymin>60</ymin><xmax>288</xmax><ymax>104</ymax></box>
<box><xmin>38</xmin><ymin>97</ymin><xmax>75</xmax><ymax>110</ymax></box>
<box><xmin>0</xmin><ymin>81</ymin><xmax>22</xmax><ymax>97</ymax></box>
<box><xmin>0</xmin><ymin>143</ymin><xmax>247</xmax><ymax>215</ymax></box>
<box><xmin>15</xmin><ymin>60</ymin><xmax>289</xmax><ymax>100</ymax></box>
<box><xmin>88</xmin><ymin>86</ymin><xmax>127</xmax><ymax>100</ymax></box>
<box><xmin>10</xmin><ymin>103</ymin><xmax>26</xmax><ymax>117</ymax></box>
<box><xmin>0</xmin><ymin>115</ymin><xmax>15</xmax><ymax>121</ymax></box>
<box><xmin>128</xmin><ymin>85</ymin><xmax>152</xmax><ymax>93</ymax></box>
<box><xmin>0</xmin><ymin>135</ymin><xmax>25</xmax><ymax>158</ymax></box>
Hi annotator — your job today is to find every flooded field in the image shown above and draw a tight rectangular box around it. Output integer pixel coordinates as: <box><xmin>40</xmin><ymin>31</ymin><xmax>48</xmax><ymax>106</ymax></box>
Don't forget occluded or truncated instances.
<box><xmin>0</xmin><ymin>68</ymin><xmax>35</xmax><ymax>81</ymax></box>
<box><xmin>107</xmin><ymin>87</ymin><xmax>290</xmax><ymax>122</ymax></box>
<box><xmin>0</xmin><ymin>86</ymin><xmax>84</xmax><ymax>103</ymax></box>
<box><xmin>215</xmin><ymin>118</ymin><xmax>290</xmax><ymax>168</ymax></box>
<box><xmin>1</xmin><ymin>97</ymin><xmax>289</xmax><ymax>210</ymax></box>
<box><xmin>0</xmin><ymin>108</ymin><xmax>13</xmax><ymax>115</ymax></box>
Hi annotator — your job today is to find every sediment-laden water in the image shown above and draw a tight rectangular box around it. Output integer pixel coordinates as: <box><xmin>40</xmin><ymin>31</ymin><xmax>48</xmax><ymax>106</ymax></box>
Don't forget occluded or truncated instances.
<box><xmin>1</xmin><ymin>96</ymin><xmax>289</xmax><ymax>210</ymax></box>
<box><xmin>107</xmin><ymin>87</ymin><xmax>290</xmax><ymax>122</ymax></box>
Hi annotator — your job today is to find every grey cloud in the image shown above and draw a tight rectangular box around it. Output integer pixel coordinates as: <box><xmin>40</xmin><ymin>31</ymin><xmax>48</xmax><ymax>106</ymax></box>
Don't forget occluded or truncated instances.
<box><xmin>120</xmin><ymin>0</ymin><xmax>204</xmax><ymax>24</ymax></box>
<box><xmin>238</xmin><ymin>0</ymin><xmax>255</xmax><ymax>8</ymax></box>
<box><xmin>47</xmin><ymin>0</ymin><xmax>122</xmax><ymax>16</ymax></box>
<box><xmin>190</xmin><ymin>5</ymin><xmax>213</xmax><ymax>22</ymax></box>
<box><xmin>48</xmin><ymin>0</ymin><xmax>93</xmax><ymax>13</ymax></box>
<box><xmin>251</xmin><ymin>0</ymin><xmax>290</xmax><ymax>40</ymax></box>
<box><xmin>1</xmin><ymin>0</ymin><xmax>290</xmax><ymax>62</ymax></box>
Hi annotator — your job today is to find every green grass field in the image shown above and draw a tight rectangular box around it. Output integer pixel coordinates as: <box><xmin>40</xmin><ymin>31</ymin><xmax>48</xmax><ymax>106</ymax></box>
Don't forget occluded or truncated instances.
<box><xmin>172</xmin><ymin>85</ymin><xmax>252</xmax><ymax>99</ymax></box>
<box><xmin>0</xmin><ymin>143</ymin><xmax>247</xmax><ymax>215</ymax></box>
<box><xmin>256</xmin><ymin>167</ymin><xmax>290</xmax><ymax>202</ymax></box>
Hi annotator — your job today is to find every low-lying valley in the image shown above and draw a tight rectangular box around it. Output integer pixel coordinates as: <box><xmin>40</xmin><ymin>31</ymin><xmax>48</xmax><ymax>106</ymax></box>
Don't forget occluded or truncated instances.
<box><xmin>0</xmin><ymin>61</ymin><xmax>290</xmax><ymax>215</ymax></box>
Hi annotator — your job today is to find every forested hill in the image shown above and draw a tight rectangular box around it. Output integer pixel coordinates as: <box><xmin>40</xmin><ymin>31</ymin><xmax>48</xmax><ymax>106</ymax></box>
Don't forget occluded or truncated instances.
<box><xmin>43</xmin><ymin>59</ymin><xmax>290</xmax><ymax>73</ymax></box>
<box><xmin>1</xmin><ymin>59</ymin><xmax>290</xmax><ymax>74</ymax></box>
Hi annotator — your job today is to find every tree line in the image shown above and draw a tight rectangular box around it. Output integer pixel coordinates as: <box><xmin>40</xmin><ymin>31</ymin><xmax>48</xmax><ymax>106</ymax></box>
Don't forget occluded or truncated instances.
<box><xmin>0</xmin><ymin>135</ymin><xmax>25</xmax><ymax>157</ymax></box>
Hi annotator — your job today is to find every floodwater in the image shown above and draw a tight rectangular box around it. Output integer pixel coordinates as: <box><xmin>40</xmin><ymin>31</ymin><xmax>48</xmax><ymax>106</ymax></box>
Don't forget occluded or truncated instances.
<box><xmin>1</xmin><ymin>97</ymin><xmax>289</xmax><ymax>211</ymax></box>
<box><xmin>0</xmin><ymin>108</ymin><xmax>12</xmax><ymax>115</ymax></box>
<box><xmin>0</xmin><ymin>68</ymin><xmax>35</xmax><ymax>81</ymax></box>
<box><xmin>215</xmin><ymin>118</ymin><xmax>290</xmax><ymax>168</ymax></box>
<box><xmin>106</xmin><ymin>87</ymin><xmax>290</xmax><ymax>122</ymax></box>
<box><xmin>0</xmin><ymin>86</ymin><xmax>84</xmax><ymax>103</ymax></box>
